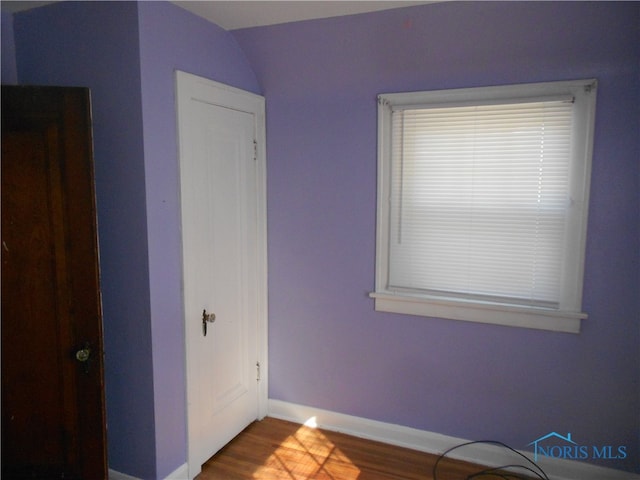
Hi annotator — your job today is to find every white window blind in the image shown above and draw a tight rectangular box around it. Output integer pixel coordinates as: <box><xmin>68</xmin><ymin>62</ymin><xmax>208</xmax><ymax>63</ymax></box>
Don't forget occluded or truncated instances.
<box><xmin>372</xmin><ymin>80</ymin><xmax>597</xmax><ymax>333</ymax></box>
<box><xmin>389</xmin><ymin>100</ymin><xmax>572</xmax><ymax>307</ymax></box>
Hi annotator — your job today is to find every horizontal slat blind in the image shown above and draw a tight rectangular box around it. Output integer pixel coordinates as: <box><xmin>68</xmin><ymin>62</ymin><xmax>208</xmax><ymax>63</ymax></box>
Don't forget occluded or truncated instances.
<box><xmin>388</xmin><ymin>101</ymin><xmax>574</xmax><ymax>307</ymax></box>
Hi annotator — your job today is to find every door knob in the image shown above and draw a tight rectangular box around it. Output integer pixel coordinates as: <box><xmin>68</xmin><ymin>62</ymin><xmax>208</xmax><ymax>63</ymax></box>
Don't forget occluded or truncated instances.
<box><xmin>75</xmin><ymin>342</ymin><xmax>92</xmax><ymax>373</ymax></box>
<box><xmin>202</xmin><ymin>309</ymin><xmax>216</xmax><ymax>336</ymax></box>
<box><xmin>75</xmin><ymin>347</ymin><xmax>91</xmax><ymax>362</ymax></box>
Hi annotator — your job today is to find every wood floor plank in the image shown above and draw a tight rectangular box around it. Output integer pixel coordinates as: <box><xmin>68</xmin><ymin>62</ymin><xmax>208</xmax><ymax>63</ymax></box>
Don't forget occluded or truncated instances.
<box><xmin>196</xmin><ymin>417</ymin><xmax>534</xmax><ymax>480</ymax></box>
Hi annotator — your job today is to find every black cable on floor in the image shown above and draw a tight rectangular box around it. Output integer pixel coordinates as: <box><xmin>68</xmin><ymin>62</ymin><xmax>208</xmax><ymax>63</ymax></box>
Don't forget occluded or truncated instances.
<box><xmin>432</xmin><ymin>440</ymin><xmax>549</xmax><ymax>480</ymax></box>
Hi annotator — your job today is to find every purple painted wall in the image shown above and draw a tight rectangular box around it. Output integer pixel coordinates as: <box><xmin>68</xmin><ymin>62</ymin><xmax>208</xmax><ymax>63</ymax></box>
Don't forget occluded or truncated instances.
<box><xmin>13</xmin><ymin>2</ymin><xmax>157</xmax><ymax>477</ymax></box>
<box><xmin>233</xmin><ymin>1</ymin><xmax>640</xmax><ymax>473</ymax></box>
<box><xmin>136</xmin><ymin>2</ymin><xmax>259</xmax><ymax>477</ymax></box>
<box><xmin>10</xmin><ymin>2</ymin><xmax>258</xmax><ymax>478</ymax></box>
<box><xmin>1</xmin><ymin>10</ymin><xmax>17</xmax><ymax>83</ymax></box>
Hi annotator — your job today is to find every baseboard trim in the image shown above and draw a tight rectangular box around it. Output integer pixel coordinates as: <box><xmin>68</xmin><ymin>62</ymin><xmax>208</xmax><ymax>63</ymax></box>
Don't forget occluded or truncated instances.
<box><xmin>163</xmin><ymin>463</ymin><xmax>189</xmax><ymax>479</ymax></box>
<box><xmin>268</xmin><ymin>399</ymin><xmax>639</xmax><ymax>480</ymax></box>
<box><xmin>108</xmin><ymin>463</ymin><xmax>188</xmax><ymax>480</ymax></box>
<box><xmin>108</xmin><ymin>469</ymin><xmax>140</xmax><ymax>480</ymax></box>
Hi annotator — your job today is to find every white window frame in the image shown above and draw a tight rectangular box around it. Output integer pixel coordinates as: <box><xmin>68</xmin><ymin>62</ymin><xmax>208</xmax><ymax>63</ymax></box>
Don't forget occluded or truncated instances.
<box><xmin>371</xmin><ymin>80</ymin><xmax>597</xmax><ymax>333</ymax></box>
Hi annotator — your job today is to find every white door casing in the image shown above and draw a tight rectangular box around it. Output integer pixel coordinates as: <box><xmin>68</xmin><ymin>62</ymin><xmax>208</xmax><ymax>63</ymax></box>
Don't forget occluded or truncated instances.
<box><xmin>176</xmin><ymin>71</ymin><xmax>268</xmax><ymax>480</ymax></box>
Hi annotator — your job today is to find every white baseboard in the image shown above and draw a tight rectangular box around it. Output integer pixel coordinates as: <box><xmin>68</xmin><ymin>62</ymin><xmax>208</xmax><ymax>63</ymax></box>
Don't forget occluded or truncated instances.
<box><xmin>163</xmin><ymin>463</ymin><xmax>188</xmax><ymax>479</ymax></box>
<box><xmin>268</xmin><ymin>399</ymin><xmax>640</xmax><ymax>480</ymax></box>
<box><xmin>108</xmin><ymin>469</ymin><xmax>141</xmax><ymax>480</ymax></box>
<box><xmin>108</xmin><ymin>463</ymin><xmax>188</xmax><ymax>480</ymax></box>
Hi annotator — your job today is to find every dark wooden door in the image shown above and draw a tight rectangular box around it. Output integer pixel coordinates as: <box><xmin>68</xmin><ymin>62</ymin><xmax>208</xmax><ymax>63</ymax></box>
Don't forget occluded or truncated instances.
<box><xmin>2</xmin><ymin>86</ymin><xmax>107</xmax><ymax>480</ymax></box>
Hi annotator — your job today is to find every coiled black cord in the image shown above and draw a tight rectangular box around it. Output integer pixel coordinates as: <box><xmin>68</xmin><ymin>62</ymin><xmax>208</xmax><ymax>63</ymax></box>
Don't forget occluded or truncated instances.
<box><xmin>432</xmin><ymin>440</ymin><xmax>550</xmax><ymax>480</ymax></box>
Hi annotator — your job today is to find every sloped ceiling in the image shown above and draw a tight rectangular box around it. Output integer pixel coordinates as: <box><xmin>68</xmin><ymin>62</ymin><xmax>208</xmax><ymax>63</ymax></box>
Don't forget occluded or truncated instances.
<box><xmin>2</xmin><ymin>1</ymin><xmax>432</xmax><ymax>30</ymax></box>
<box><xmin>170</xmin><ymin>1</ymin><xmax>432</xmax><ymax>30</ymax></box>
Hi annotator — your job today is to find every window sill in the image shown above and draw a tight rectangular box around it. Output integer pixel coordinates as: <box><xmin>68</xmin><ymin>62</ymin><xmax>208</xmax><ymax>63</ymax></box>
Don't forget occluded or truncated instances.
<box><xmin>369</xmin><ymin>292</ymin><xmax>586</xmax><ymax>333</ymax></box>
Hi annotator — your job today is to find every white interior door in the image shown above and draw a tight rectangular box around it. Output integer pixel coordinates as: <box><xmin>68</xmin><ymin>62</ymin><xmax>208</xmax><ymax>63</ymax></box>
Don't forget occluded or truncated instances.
<box><xmin>176</xmin><ymin>71</ymin><xmax>268</xmax><ymax>480</ymax></box>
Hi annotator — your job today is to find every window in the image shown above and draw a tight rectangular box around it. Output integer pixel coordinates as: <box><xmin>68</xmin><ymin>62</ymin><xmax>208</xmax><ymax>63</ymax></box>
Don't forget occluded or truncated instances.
<box><xmin>371</xmin><ymin>80</ymin><xmax>597</xmax><ymax>333</ymax></box>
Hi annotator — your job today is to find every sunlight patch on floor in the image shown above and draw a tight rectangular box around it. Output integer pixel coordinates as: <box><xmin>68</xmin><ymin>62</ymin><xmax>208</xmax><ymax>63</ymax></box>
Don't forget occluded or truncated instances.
<box><xmin>252</xmin><ymin>418</ymin><xmax>360</xmax><ymax>480</ymax></box>
<box><xmin>303</xmin><ymin>416</ymin><xmax>318</xmax><ymax>428</ymax></box>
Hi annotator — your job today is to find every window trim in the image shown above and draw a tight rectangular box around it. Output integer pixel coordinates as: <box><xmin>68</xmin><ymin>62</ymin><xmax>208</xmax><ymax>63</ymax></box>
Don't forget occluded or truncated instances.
<box><xmin>371</xmin><ymin>80</ymin><xmax>597</xmax><ymax>333</ymax></box>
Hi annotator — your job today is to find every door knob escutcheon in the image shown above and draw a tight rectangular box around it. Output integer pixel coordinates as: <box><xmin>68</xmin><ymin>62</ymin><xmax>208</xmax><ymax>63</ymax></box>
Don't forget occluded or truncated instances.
<box><xmin>202</xmin><ymin>309</ymin><xmax>216</xmax><ymax>336</ymax></box>
<box><xmin>75</xmin><ymin>342</ymin><xmax>92</xmax><ymax>373</ymax></box>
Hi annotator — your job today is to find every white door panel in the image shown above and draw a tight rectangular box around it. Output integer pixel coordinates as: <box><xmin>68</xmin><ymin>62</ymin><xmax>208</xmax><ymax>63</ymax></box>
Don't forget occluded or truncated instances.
<box><xmin>176</xmin><ymin>72</ymin><xmax>267</xmax><ymax>480</ymax></box>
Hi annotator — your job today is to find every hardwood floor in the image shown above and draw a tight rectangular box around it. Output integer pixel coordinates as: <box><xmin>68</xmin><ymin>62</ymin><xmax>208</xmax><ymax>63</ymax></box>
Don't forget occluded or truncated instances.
<box><xmin>195</xmin><ymin>417</ymin><xmax>519</xmax><ymax>480</ymax></box>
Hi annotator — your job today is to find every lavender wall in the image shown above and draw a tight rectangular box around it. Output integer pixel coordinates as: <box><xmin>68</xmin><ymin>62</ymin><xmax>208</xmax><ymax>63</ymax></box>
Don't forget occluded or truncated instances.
<box><xmin>13</xmin><ymin>2</ymin><xmax>157</xmax><ymax>477</ymax></box>
<box><xmin>1</xmin><ymin>10</ymin><xmax>17</xmax><ymax>83</ymax></box>
<box><xmin>11</xmin><ymin>2</ymin><xmax>260</xmax><ymax>478</ymax></box>
<box><xmin>234</xmin><ymin>1</ymin><xmax>640</xmax><ymax>473</ymax></box>
<box><xmin>136</xmin><ymin>2</ymin><xmax>259</xmax><ymax>477</ymax></box>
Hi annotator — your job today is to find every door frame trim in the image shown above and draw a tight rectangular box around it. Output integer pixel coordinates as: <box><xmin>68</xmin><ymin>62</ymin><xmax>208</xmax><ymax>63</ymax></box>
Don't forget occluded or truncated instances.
<box><xmin>175</xmin><ymin>70</ymin><xmax>268</xmax><ymax>479</ymax></box>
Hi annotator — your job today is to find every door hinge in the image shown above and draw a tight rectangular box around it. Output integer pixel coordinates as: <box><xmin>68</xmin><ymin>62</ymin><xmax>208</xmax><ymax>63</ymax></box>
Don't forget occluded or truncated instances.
<box><xmin>253</xmin><ymin>140</ymin><xmax>258</xmax><ymax>161</ymax></box>
<box><xmin>256</xmin><ymin>361</ymin><xmax>261</xmax><ymax>381</ymax></box>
